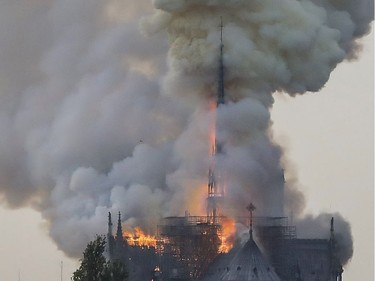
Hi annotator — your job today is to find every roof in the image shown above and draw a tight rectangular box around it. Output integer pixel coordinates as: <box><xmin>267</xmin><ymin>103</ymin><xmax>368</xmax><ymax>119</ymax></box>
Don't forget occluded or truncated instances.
<box><xmin>201</xmin><ymin>238</ymin><xmax>281</xmax><ymax>281</ymax></box>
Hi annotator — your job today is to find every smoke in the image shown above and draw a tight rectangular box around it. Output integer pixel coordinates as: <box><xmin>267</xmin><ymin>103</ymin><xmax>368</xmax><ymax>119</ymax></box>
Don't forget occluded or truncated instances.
<box><xmin>295</xmin><ymin>213</ymin><xmax>354</xmax><ymax>265</ymax></box>
<box><xmin>0</xmin><ymin>0</ymin><xmax>372</xmax><ymax>259</ymax></box>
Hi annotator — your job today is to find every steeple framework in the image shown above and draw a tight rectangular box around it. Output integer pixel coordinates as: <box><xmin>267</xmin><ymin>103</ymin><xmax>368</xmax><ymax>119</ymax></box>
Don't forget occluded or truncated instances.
<box><xmin>247</xmin><ymin>203</ymin><xmax>256</xmax><ymax>241</ymax></box>
<box><xmin>217</xmin><ymin>17</ymin><xmax>225</xmax><ymax>108</ymax></box>
<box><xmin>108</xmin><ymin>212</ymin><xmax>113</xmax><ymax>236</ymax></box>
<box><xmin>116</xmin><ymin>212</ymin><xmax>124</xmax><ymax>243</ymax></box>
<box><xmin>207</xmin><ymin>18</ymin><xmax>226</xmax><ymax>224</ymax></box>
<box><xmin>329</xmin><ymin>217</ymin><xmax>344</xmax><ymax>281</ymax></box>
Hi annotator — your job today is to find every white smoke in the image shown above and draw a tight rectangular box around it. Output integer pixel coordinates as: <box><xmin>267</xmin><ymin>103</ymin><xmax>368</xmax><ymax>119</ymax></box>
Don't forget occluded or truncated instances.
<box><xmin>0</xmin><ymin>0</ymin><xmax>372</xmax><ymax>259</ymax></box>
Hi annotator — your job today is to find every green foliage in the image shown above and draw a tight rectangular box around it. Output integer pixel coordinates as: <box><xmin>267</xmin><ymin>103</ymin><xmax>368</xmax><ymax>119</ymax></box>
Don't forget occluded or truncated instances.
<box><xmin>103</xmin><ymin>261</ymin><xmax>129</xmax><ymax>281</ymax></box>
<box><xmin>72</xmin><ymin>235</ymin><xmax>128</xmax><ymax>281</ymax></box>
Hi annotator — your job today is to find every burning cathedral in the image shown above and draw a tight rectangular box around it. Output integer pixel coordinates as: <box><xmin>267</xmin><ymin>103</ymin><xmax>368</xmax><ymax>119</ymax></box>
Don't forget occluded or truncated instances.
<box><xmin>105</xmin><ymin>21</ymin><xmax>344</xmax><ymax>281</ymax></box>
<box><xmin>1</xmin><ymin>1</ymin><xmax>373</xmax><ymax>280</ymax></box>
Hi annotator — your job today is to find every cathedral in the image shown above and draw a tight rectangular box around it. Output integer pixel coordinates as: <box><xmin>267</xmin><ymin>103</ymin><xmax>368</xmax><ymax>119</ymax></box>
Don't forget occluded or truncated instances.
<box><xmin>105</xmin><ymin>21</ymin><xmax>344</xmax><ymax>281</ymax></box>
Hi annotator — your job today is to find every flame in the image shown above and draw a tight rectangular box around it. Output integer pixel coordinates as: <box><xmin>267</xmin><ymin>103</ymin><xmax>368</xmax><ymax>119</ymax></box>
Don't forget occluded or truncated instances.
<box><xmin>124</xmin><ymin>227</ymin><xmax>157</xmax><ymax>248</ymax></box>
<box><xmin>219</xmin><ymin>218</ymin><xmax>236</xmax><ymax>253</ymax></box>
<box><xmin>186</xmin><ymin>182</ymin><xmax>209</xmax><ymax>216</ymax></box>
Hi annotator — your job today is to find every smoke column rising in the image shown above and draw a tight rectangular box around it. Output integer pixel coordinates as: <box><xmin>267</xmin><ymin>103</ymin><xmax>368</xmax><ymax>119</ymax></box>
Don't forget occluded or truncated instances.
<box><xmin>0</xmin><ymin>0</ymin><xmax>372</xmax><ymax>264</ymax></box>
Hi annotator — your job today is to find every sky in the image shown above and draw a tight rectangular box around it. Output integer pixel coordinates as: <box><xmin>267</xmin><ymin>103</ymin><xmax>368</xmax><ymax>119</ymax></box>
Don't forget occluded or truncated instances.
<box><xmin>271</xmin><ymin>28</ymin><xmax>374</xmax><ymax>281</ymax></box>
<box><xmin>0</xmin><ymin>2</ymin><xmax>373</xmax><ymax>281</ymax></box>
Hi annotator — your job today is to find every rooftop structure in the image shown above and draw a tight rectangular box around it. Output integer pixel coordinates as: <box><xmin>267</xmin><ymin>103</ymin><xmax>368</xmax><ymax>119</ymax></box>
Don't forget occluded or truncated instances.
<box><xmin>202</xmin><ymin>203</ymin><xmax>281</xmax><ymax>281</ymax></box>
<box><xmin>157</xmin><ymin>215</ymin><xmax>222</xmax><ymax>279</ymax></box>
<box><xmin>107</xmin><ymin>210</ymin><xmax>343</xmax><ymax>281</ymax></box>
<box><xmin>201</xmin><ymin>240</ymin><xmax>281</xmax><ymax>281</ymax></box>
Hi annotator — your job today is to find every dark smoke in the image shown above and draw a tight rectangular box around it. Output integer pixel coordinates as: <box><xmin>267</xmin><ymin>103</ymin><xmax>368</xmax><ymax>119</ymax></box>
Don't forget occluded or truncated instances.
<box><xmin>295</xmin><ymin>213</ymin><xmax>353</xmax><ymax>265</ymax></box>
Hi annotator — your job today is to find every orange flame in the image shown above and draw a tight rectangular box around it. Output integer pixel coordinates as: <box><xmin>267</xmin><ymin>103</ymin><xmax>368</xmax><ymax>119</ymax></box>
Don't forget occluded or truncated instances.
<box><xmin>219</xmin><ymin>218</ymin><xmax>236</xmax><ymax>253</ymax></box>
<box><xmin>124</xmin><ymin>227</ymin><xmax>157</xmax><ymax>248</ymax></box>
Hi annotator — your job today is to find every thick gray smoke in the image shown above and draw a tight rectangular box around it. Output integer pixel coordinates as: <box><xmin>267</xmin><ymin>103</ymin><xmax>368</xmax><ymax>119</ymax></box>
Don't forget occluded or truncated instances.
<box><xmin>0</xmin><ymin>0</ymin><xmax>372</xmax><ymax>261</ymax></box>
<box><xmin>295</xmin><ymin>213</ymin><xmax>354</xmax><ymax>265</ymax></box>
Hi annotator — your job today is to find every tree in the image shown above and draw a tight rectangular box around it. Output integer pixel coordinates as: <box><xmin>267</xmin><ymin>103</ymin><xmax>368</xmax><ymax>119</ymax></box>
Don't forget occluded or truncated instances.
<box><xmin>104</xmin><ymin>261</ymin><xmax>129</xmax><ymax>281</ymax></box>
<box><xmin>72</xmin><ymin>235</ymin><xmax>128</xmax><ymax>281</ymax></box>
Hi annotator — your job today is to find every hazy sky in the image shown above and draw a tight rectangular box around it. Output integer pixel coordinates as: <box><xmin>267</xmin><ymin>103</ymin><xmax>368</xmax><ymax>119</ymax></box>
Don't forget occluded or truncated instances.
<box><xmin>0</xmin><ymin>2</ymin><xmax>373</xmax><ymax>281</ymax></box>
<box><xmin>272</xmin><ymin>28</ymin><xmax>374</xmax><ymax>281</ymax></box>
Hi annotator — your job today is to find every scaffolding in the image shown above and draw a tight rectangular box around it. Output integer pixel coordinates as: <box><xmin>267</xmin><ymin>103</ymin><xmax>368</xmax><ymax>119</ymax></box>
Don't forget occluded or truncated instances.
<box><xmin>157</xmin><ymin>215</ymin><xmax>224</xmax><ymax>280</ymax></box>
<box><xmin>252</xmin><ymin>217</ymin><xmax>296</xmax><ymax>280</ymax></box>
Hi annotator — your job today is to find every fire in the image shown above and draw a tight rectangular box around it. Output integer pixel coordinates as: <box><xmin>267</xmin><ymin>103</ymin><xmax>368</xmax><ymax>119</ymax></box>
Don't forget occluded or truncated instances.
<box><xmin>186</xmin><ymin>182</ymin><xmax>209</xmax><ymax>216</ymax></box>
<box><xmin>219</xmin><ymin>217</ymin><xmax>236</xmax><ymax>253</ymax></box>
<box><xmin>124</xmin><ymin>227</ymin><xmax>157</xmax><ymax>248</ymax></box>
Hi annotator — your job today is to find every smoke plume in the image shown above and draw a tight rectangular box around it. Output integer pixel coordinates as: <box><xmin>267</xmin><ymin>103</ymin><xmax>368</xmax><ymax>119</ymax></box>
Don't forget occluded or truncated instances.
<box><xmin>295</xmin><ymin>213</ymin><xmax>354</xmax><ymax>265</ymax></box>
<box><xmin>0</xmin><ymin>0</ymin><xmax>372</xmax><ymax>260</ymax></box>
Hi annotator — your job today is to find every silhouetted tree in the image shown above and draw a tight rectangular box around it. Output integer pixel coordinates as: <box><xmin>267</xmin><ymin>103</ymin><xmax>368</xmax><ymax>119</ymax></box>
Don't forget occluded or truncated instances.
<box><xmin>103</xmin><ymin>261</ymin><xmax>129</xmax><ymax>281</ymax></box>
<box><xmin>72</xmin><ymin>235</ymin><xmax>128</xmax><ymax>281</ymax></box>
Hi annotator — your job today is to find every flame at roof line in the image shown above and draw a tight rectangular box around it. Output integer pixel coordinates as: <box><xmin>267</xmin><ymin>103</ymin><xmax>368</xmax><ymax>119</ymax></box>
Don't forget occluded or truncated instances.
<box><xmin>123</xmin><ymin>227</ymin><xmax>157</xmax><ymax>248</ymax></box>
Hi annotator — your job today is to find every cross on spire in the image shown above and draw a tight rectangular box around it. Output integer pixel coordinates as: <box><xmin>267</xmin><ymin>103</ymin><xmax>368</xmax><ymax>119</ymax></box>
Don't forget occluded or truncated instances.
<box><xmin>246</xmin><ymin>203</ymin><xmax>256</xmax><ymax>240</ymax></box>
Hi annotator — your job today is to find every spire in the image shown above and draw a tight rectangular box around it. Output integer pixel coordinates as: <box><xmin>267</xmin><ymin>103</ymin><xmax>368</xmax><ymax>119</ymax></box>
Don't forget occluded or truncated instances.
<box><xmin>329</xmin><ymin>217</ymin><xmax>335</xmax><ymax>257</ymax></box>
<box><xmin>330</xmin><ymin>217</ymin><xmax>334</xmax><ymax>238</ymax></box>
<box><xmin>108</xmin><ymin>212</ymin><xmax>113</xmax><ymax>236</ymax></box>
<box><xmin>107</xmin><ymin>212</ymin><xmax>115</xmax><ymax>260</ymax></box>
<box><xmin>247</xmin><ymin>203</ymin><xmax>256</xmax><ymax>241</ymax></box>
<box><xmin>207</xmin><ymin>18</ymin><xmax>226</xmax><ymax>224</ymax></box>
<box><xmin>116</xmin><ymin>212</ymin><xmax>123</xmax><ymax>242</ymax></box>
<box><xmin>329</xmin><ymin>217</ymin><xmax>343</xmax><ymax>281</ymax></box>
<box><xmin>217</xmin><ymin>16</ymin><xmax>225</xmax><ymax>107</ymax></box>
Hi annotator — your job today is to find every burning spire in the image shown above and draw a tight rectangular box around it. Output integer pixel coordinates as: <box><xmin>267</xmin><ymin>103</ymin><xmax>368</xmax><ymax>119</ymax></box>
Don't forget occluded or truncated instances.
<box><xmin>207</xmin><ymin>18</ymin><xmax>226</xmax><ymax>224</ymax></box>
